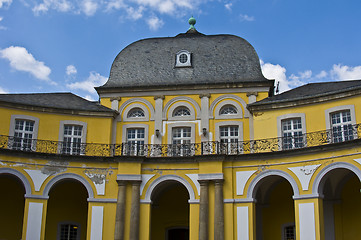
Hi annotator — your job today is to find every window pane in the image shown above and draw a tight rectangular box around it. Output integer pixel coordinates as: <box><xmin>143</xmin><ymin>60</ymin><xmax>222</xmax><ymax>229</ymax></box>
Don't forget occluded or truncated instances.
<box><xmin>281</xmin><ymin>118</ymin><xmax>303</xmax><ymax>150</ymax></box>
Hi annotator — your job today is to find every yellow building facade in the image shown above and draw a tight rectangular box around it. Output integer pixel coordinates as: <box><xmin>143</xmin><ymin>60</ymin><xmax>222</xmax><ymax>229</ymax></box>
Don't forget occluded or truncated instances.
<box><xmin>1</xmin><ymin>20</ymin><xmax>361</xmax><ymax>240</ymax></box>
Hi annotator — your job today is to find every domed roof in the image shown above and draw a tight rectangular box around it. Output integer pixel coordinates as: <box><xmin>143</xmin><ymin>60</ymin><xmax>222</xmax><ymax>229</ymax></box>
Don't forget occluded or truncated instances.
<box><xmin>99</xmin><ymin>30</ymin><xmax>269</xmax><ymax>91</ymax></box>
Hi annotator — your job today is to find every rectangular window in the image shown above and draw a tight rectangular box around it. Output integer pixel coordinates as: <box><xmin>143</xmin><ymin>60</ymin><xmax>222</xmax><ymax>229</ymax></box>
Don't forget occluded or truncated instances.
<box><xmin>282</xmin><ymin>118</ymin><xmax>304</xmax><ymax>150</ymax></box>
<box><xmin>172</xmin><ymin>127</ymin><xmax>191</xmax><ymax>156</ymax></box>
<box><xmin>125</xmin><ymin>128</ymin><xmax>145</xmax><ymax>156</ymax></box>
<box><xmin>219</xmin><ymin>126</ymin><xmax>239</xmax><ymax>154</ymax></box>
<box><xmin>62</xmin><ymin>125</ymin><xmax>83</xmax><ymax>155</ymax></box>
<box><xmin>331</xmin><ymin>110</ymin><xmax>354</xmax><ymax>143</ymax></box>
<box><xmin>13</xmin><ymin>119</ymin><xmax>35</xmax><ymax>151</ymax></box>
<box><xmin>283</xmin><ymin>225</ymin><xmax>295</xmax><ymax>240</ymax></box>
<box><xmin>60</xmin><ymin>223</ymin><xmax>79</xmax><ymax>240</ymax></box>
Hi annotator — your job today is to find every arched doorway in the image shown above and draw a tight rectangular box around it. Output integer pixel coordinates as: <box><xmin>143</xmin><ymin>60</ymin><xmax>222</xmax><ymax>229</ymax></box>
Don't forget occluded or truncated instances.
<box><xmin>150</xmin><ymin>180</ymin><xmax>190</xmax><ymax>240</ymax></box>
<box><xmin>320</xmin><ymin>168</ymin><xmax>361</xmax><ymax>239</ymax></box>
<box><xmin>44</xmin><ymin>179</ymin><xmax>88</xmax><ymax>240</ymax></box>
<box><xmin>0</xmin><ymin>174</ymin><xmax>25</xmax><ymax>239</ymax></box>
<box><xmin>254</xmin><ymin>175</ymin><xmax>296</xmax><ymax>240</ymax></box>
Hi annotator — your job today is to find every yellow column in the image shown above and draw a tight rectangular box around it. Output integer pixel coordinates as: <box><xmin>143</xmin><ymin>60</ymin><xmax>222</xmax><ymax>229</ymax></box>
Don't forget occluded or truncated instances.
<box><xmin>22</xmin><ymin>197</ymin><xmax>48</xmax><ymax>240</ymax></box>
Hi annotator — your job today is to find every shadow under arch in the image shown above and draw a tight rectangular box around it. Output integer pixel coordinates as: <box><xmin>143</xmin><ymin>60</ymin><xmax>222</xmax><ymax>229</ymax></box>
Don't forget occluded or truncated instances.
<box><xmin>42</xmin><ymin>173</ymin><xmax>95</xmax><ymax>200</ymax></box>
<box><xmin>312</xmin><ymin>161</ymin><xmax>361</xmax><ymax>198</ymax></box>
<box><xmin>246</xmin><ymin>169</ymin><xmax>300</xmax><ymax>201</ymax></box>
<box><xmin>143</xmin><ymin>175</ymin><xmax>196</xmax><ymax>203</ymax></box>
<box><xmin>0</xmin><ymin>168</ymin><xmax>32</xmax><ymax>197</ymax></box>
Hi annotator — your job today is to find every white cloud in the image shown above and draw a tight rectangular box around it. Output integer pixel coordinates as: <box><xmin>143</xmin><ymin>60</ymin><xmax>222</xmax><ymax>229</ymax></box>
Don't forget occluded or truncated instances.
<box><xmin>289</xmin><ymin>70</ymin><xmax>312</xmax><ymax>81</ymax></box>
<box><xmin>106</xmin><ymin>0</ymin><xmax>125</xmax><ymax>11</ymax></box>
<box><xmin>126</xmin><ymin>6</ymin><xmax>144</xmax><ymax>20</ymax></box>
<box><xmin>316</xmin><ymin>70</ymin><xmax>327</xmax><ymax>79</ymax></box>
<box><xmin>225</xmin><ymin>3</ymin><xmax>232</xmax><ymax>11</ymax></box>
<box><xmin>80</xmin><ymin>0</ymin><xmax>98</xmax><ymax>16</ymax></box>
<box><xmin>330</xmin><ymin>64</ymin><xmax>361</xmax><ymax>81</ymax></box>
<box><xmin>0</xmin><ymin>0</ymin><xmax>12</xmax><ymax>8</ymax></box>
<box><xmin>240</xmin><ymin>14</ymin><xmax>254</xmax><ymax>22</ymax></box>
<box><xmin>0</xmin><ymin>16</ymin><xmax>6</xmax><ymax>30</ymax></box>
<box><xmin>66</xmin><ymin>65</ymin><xmax>77</xmax><ymax>75</ymax></box>
<box><xmin>66</xmin><ymin>71</ymin><xmax>107</xmax><ymax>93</ymax></box>
<box><xmin>33</xmin><ymin>0</ymin><xmax>72</xmax><ymax>15</ymax></box>
<box><xmin>0</xmin><ymin>46</ymin><xmax>53</xmax><ymax>83</ymax></box>
<box><xmin>0</xmin><ymin>86</ymin><xmax>7</xmax><ymax>93</ymax></box>
<box><xmin>260</xmin><ymin>60</ymin><xmax>290</xmax><ymax>93</ymax></box>
<box><xmin>147</xmin><ymin>16</ymin><xmax>164</xmax><ymax>31</ymax></box>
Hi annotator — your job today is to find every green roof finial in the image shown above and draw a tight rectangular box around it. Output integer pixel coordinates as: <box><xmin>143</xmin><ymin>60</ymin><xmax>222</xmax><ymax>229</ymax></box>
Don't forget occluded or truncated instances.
<box><xmin>188</xmin><ymin>16</ymin><xmax>196</xmax><ymax>30</ymax></box>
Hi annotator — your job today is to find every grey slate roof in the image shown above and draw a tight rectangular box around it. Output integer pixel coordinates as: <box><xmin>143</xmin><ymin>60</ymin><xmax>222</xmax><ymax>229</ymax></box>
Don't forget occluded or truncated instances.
<box><xmin>98</xmin><ymin>31</ymin><xmax>269</xmax><ymax>89</ymax></box>
<box><xmin>250</xmin><ymin>80</ymin><xmax>361</xmax><ymax>106</ymax></box>
<box><xmin>0</xmin><ymin>93</ymin><xmax>115</xmax><ymax>113</ymax></box>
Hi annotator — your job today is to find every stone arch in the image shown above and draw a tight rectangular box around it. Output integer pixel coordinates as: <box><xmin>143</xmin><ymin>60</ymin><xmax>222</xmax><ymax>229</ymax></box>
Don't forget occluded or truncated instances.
<box><xmin>144</xmin><ymin>175</ymin><xmax>196</xmax><ymax>203</ymax></box>
<box><xmin>0</xmin><ymin>168</ymin><xmax>32</xmax><ymax>197</ymax></box>
<box><xmin>246</xmin><ymin>169</ymin><xmax>300</xmax><ymax>201</ymax></box>
<box><xmin>42</xmin><ymin>173</ymin><xmax>95</xmax><ymax>200</ymax></box>
<box><xmin>312</xmin><ymin>161</ymin><xmax>361</xmax><ymax>198</ymax></box>
<box><xmin>119</xmin><ymin>98</ymin><xmax>155</xmax><ymax>121</ymax></box>
<box><xmin>209</xmin><ymin>94</ymin><xmax>250</xmax><ymax>118</ymax></box>
<box><xmin>163</xmin><ymin>97</ymin><xmax>201</xmax><ymax>120</ymax></box>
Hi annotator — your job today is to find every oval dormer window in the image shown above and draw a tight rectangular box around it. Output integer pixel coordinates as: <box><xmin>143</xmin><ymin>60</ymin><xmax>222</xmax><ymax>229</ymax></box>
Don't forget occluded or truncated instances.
<box><xmin>176</xmin><ymin>50</ymin><xmax>191</xmax><ymax>67</ymax></box>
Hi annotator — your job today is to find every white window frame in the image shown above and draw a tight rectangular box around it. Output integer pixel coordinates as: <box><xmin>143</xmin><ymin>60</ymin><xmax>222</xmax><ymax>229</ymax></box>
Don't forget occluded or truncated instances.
<box><xmin>58</xmin><ymin>121</ymin><xmax>87</xmax><ymax>155</ymax></box>
<box><xmin>167</xmin><ymin>122</ymin><xmax>195</xmax><ymax>156</ymax></box>
<box><xmin>214</xmin><ymin>100</ymin><xmax>243</xmax><ymax>119</ymax></box>
<box><xmin>277</xmin><ymin>113</ymin><xmax>306</xmax><ymax>150</ymax></box>
<box><xmin>325</xmin><ymin>105</ymin><xmax>357</xmax><ymax>143</ymax></box>
<box><xmin>122</xmin><ymin>103</ymin><xmax>150</xmax><ymax>122</ymax></box>
<box><xmin>57</xmin><ymin>221</ymin><xmax>81</xmax><ymax>240</ymax></box>
<box><xmin>215</xmin><ymin>121</ymin><xmax>243</xmax><ymax>154</ymax></box>
<box><xmin>167</xmin><ymin>102</ymin><xmax>196</xmax><ymax>121</ymax></box>
<box><xmin>122</xmin><ymin>124</ymin><xmax>149</xmax><ymax>145</ymax></box>
<box><xmin>175</xmin><ymin>50</ymin><xmax>192</xmax><ymax>67</ymax></box>
<box><xmin>124</xmin><ymin>128</ymin><xmax>146</xmax><ymax>156</ymax></box>
<box><xmin>9</xmin><ymin>115</ymin><xmax>39</xmax><ymax>151</ymax></box>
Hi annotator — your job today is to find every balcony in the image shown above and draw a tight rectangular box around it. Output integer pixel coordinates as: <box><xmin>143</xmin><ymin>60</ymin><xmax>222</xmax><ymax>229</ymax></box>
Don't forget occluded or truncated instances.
<box><xmin>1</xmin><ymin>123</ymin><xmax>360</xmax><ymax>158</ymax></box>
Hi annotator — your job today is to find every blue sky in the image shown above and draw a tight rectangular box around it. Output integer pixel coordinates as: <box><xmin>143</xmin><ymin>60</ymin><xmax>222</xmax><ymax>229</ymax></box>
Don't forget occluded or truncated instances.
<box><xmin>0</xmin><ymin>0</ymin><xmax>361</xmax><ymax>100</ymax></box>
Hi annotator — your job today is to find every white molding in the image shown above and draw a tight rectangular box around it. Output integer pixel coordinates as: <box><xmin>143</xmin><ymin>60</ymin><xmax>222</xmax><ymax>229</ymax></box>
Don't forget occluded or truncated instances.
<box><xmin>214</xmin><ymin>99</ymin><xmax>243</xmax><ymax>119</ymax></box>
<box><xmin>58</xmin><ymin>120</ymin><xmax>87</xmax><ymax>146</ymax></box>
<box><xmin>312</xmin><ymin>162</ymin><xmax>361</xmax><ymax>197</ymax></box>
<box><xmin>298</xmin><ymin>202</ymin><xmax>316</xmax><ymax>240</ymax></box>
<box><xmin>209</xmin><ymin>94</ymin><xmax>250</xmax><ymax>119</ymax></box>
<box><xmin>90</xmin><ymin>206</ymin><xmax>104</xmax><ymax>240</ymax></box>
<box><xmin>236</xmin><ymin>171</ymin><xmax>256</xmax><ymax>196</ymax></box>
<box><xmin>26</xmin><ymin>202</ymin><xmax>43</xmax><ymax>240</ymax></box>
<box><xmin>185</xmin><ymin>174</ymin><xmax>200</xmax><ymax>196</ymax></box>
<box><xmin>116</xmin><ymin>174</ymin><xmax>142</xmax><ymax>181</ymax></box>
<box><xmin>288</xmin><ymin>165</ymin><xmax>321</xmax><ymax>191</ymax></box>
<box><xmin>118</xmin><ymin>98</ymin><xmax>155</xmax><ymax>121</ymax></box>
<box><xmin>0</xmin><ymin>168</ymin><xmax>32</xmax><ymax>196</ymax></box>
<box><xmin>163</xmin><ymin>96</ymin><xmax>201</xmax><ymax>120</ymax></box>
<box><xmin>122</xmin><ymin>103</ymin><xmax>150</xmax><ymax>122</ymax></box>
<box><xmin>246</xmin><ymin>169</ymin><xmax>300</xmax><ymax>199</ymax></box>
<box><xmin>9</xmin><ymin>115</ymin><xmax>40</xmax><ymax>151</ymax></box>
<box><xmin>24</xmin><ymin>169</ymin><xmax>49</xmax><ymax>192</ymax></box>
<box><xmin>237</xmin><ymin>206</ymin><xmax>249</xmax><ymax>240</ymax></box>
<box><xmin>198</xmin><ymin>173</ymin><xmax>223</xmax><ymax>181</ymax></box>
<box><xmin>42</xmin><ymin>173</ymin><xmax>95</xmax><ymax>199</ymax></box>
<box><xmin>175</xmin><ymin>50</ymin><xmax>192</xmax><ymax>67</ymax></box>
<box><xmin>144</xmin><ymin>175</ymin><xmax>196</xmax><ymax>203</ymax></box>
<box><xmin>140</xmin><ymin>174</ymin><xmax>155</xmax><ymax>196</ymax></box>
<box><xmin>87</xmin><ymin>198</ymin><xmax>117</xmax><ymax>203</ymax></box>
<box><xmin>167</xmin><ymin>101</ymin><xmax>196</xmax><ymax>121</ymax></box>
<box><xmin>166</xmin><ymin>122</ymin><xmax>196</xmax><ymax>145</ymax></box>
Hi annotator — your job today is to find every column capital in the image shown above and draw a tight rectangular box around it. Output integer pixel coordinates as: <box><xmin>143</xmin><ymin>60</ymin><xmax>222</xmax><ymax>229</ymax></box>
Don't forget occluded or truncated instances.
<box><xmin>246</xmin><ymin>92</ymin><xmax>258</xmax><ymax>97</ymax></box>
<box><xmin>198</xmin><ymin>179</ymin><xmax>210</xmax><ymax>185</ymax></box>
<box><xmin>110</xmin><ymin>96</ymin><xmax>122</xmax><ymax>101</ymax></box>
<box><xmin>116</xmin><ymin>180</ymin><xmax>127</xmax><ymax>186</ymax></box>
<box><xmin>154</xmin><ymin>95</ymin><xmax>165</xmax><ymax>100</ymax></box>
<box><xmin>199</xmin><ymin>93</ymin><xmax>211</xmax><ymax>99</ymax></box>
<box><xmin>214</xmin><ymin>179</ymin><xmax>224</xmax><ymax>185</ymax></box>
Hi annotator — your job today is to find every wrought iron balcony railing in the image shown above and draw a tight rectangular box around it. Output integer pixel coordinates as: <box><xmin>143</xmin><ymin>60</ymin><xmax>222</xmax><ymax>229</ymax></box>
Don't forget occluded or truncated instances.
<box><xmin>0</xmin><ymin>123</ymin><xmax>360</xmax><ymax>158</ymax></box>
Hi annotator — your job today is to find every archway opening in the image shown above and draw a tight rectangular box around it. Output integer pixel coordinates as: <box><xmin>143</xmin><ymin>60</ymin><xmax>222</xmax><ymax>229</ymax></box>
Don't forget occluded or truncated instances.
<box><xmin>44</xmin><ymin>179</ymin><xmax>88</xmax><ymax>240</ymax></box>
<box><xmin>0</xmin><ymin>174</ymin><xmax>25</xmax><ymax>239</ymax></box>
<box><xmin>321</xmin><ymin>168</ymin><xmax>361</xmax><ymax>240</ymax></box>
<box><xmin>254</xmin><ymin>175</ymin><xmax>295</xmax><ymax>240</ymax></box>
<box><xmin>150</xmin><ymin>180</ymin><xmax>190</xmax><ymax>240</ymax></box>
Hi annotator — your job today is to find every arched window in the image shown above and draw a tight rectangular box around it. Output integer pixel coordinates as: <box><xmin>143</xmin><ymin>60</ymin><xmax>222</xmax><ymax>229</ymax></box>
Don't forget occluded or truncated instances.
<box><xmin>220</xmin><ymin>105</ymin><xmax>238</xmax><ymax>115</ymax></box>
<box><xmin>173</xmin><ymin>107</ymin><xmax>191</xmax><ymax>117</ymax></box>
<box><xmin>127</xmin><ymin>108</ymin><xmax>145</xmax><ymax>118</ymax></box>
